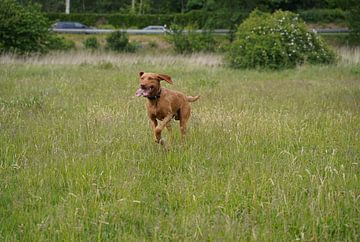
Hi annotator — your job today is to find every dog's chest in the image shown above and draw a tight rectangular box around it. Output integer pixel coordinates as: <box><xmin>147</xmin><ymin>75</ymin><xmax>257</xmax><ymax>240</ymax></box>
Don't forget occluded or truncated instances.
<box><xmin>147</xmin><ymin>101</ymin><xmax>174</xmax><ymax>121</ymax></box>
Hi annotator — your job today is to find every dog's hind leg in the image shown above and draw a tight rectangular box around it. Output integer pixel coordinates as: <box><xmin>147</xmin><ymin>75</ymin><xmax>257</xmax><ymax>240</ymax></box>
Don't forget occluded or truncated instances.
<box><xmin>165</xmin><ymin>121</ymin><xmax>174</xmax><ymax>145</ymax></box>
<box><xmin>179</xmin><ymin>106</ymin><xmax>191</xmax><ymax>141</ymax></box>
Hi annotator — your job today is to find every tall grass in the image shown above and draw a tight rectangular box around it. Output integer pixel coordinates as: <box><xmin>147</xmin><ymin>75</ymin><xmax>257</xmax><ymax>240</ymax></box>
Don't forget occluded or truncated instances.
<box><xmin>0</xmin><ymin>52</ymin><xmax>222</xmax><ymax>67</ymax></box>
<box><xmin>336</xmin><ymin>46</ymin><xmax>360</xmax><ymax>65</ymax></box>
<box><xmin>0</xmin><ymin>51</ymin><xmax>359</xmax><ymax>241</ymax></box>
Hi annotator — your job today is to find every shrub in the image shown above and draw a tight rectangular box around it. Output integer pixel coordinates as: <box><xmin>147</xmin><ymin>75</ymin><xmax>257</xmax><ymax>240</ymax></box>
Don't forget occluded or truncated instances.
<box><xmin>169</xmin><ymin>25</ymin><xmax>192</xmax><ymax>54</ymax></box>
<box><xmin>227</xmin><ymin>10</ymin><xmax>337</xmax><ymax>69</ymax></box>
<box><xmin>169</xmin><ymin>25</ymin><xmax>218</xmax><ymax>54</ymax></box>
<box><xmin>84</xmin><ymin>37</ymin><xmax>100</xmax><ymax>50</ymax></box>
<box><xmin>106</xmin><ymin>31</ymin><xmax>136</xmax><ymax>52</ymax></box>
<box><xmin>0</xmin><ymin>0</ymin><xmax>53</xmax><ymax>54</ymax></box>
<box><xmin>191</xmin><ymin>30</ymin><xmax>217</xmax><ymax>52</ymax></box>
<box><xmin>47</xmin><ymin>35</ymin><xmax>75</xmax><ymax>51</ymax></box>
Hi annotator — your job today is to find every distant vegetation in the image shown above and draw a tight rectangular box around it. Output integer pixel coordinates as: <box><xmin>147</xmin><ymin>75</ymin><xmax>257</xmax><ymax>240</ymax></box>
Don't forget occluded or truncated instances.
<box><xmin>227</xmin><ymin>10</ymin><xmax>336</xmax><ymax>69</ymax></box>
<box><xmin>0</xmin><ymin>0</ymin><xmax>75</xmax><ymax>54</ymax></box>
<box><xmin>1</xmin><ymin>0</ymin><xmax>359</xmax><ymax>59</ymax></box>
<box><xmin>0</xmin><ymin>0</ymin><xmax>53</xmax><ymax>54</ymax></box>
<box><xmin>83</xmin><ymin>37</ymin><xmax>100</xmax><ymax>50</ymax></box>
<box><xmin>169</xmin><ymin>25</ymin><xmax>218</xmax><ymax>54</ymax></box>
<box><xmin>16</xmin><ymin>0</ymin><xmax>357</xmax><ymax>31</ymax></box>
<box><xmin>19</xmin><ymin>0</ymin><xmax>357</xmax><ymax>15</ymax></box>
<box><xmin>106</xmin><ymin>31</ymin><xmax>137</xmax><ymax>52</ymax></box>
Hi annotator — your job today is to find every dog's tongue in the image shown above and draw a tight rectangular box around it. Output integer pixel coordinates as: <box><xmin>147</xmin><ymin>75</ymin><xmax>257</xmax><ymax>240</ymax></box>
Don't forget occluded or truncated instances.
<box><xmin>136</xmin><ymin>88</ymin><xmax>151</xmax><ymax>97</ymax></box>
<box><xmin>136</xmin><ymin>88</ymin><xmax>144</xmax><ymax>97</ymax></box>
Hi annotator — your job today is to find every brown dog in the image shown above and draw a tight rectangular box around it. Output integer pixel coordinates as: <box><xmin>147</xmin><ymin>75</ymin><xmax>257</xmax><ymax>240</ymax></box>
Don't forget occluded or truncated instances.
<box><xmin>136</xmin><ymin>72</ymin><xmax>199</xmax><ymax>145</ymax></box>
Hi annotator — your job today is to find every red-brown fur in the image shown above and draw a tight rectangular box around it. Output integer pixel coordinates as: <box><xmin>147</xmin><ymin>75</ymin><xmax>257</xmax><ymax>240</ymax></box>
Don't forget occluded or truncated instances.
<box><xmin>136</xmin><ymin>72</ymin><xmax>199</xmax><ymax>145</ymax></box>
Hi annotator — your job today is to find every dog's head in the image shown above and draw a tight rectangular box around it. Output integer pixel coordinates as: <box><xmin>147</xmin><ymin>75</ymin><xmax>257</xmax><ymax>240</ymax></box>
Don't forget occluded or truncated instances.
<box><xmin>135</xmin><ymin>72</ymin><xmax>173</xmax><ymax>98</ymax></box>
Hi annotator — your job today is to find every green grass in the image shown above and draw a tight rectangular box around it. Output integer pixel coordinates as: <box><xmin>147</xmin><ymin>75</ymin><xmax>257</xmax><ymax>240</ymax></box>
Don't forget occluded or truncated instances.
<box><xmin>0</xmin><ymin>52</ymin><xmax>359</xmax><ymax>241</ymax></box>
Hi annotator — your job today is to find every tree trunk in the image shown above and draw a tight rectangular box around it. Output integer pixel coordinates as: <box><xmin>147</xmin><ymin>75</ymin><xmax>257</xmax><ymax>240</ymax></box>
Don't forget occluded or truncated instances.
<box><xmin>139</xmin><ymin>0</ymin><xmax>143</xmax><ymax>14</ymax></box>
<box><xmin>132</xmin><ymin>0</ymin><xmax>135</xmax><ymax>13</ymax></box>
<box><xmin>65</xmin><ymin>0</ymin><xmax>70</xmax><ymax>14</ymax></box>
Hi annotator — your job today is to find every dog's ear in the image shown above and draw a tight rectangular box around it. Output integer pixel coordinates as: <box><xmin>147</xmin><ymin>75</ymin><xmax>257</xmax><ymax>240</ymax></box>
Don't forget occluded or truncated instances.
<box><xmin>157</xmin><ymin>74</ymin><xmax>173</xmax><ymax>84</ymax></box>
<box><xmin>139</xmin><ymin>71</ymin><xmax>144</xmax><ymax>77</ymax></box>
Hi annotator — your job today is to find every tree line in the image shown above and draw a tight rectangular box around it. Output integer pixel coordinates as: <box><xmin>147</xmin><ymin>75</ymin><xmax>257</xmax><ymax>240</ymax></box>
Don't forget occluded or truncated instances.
<box><xmin>18</xmin><ymin>0</ymin><xmax>354</xmax><ymax>14</ymax></box>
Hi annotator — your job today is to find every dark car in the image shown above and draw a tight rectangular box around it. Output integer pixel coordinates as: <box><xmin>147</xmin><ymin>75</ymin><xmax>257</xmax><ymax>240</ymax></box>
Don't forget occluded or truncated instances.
<box><xmin>52</xmin><ymin>21</ymin><xmax>90</xmax><ymax>29</ymax></box>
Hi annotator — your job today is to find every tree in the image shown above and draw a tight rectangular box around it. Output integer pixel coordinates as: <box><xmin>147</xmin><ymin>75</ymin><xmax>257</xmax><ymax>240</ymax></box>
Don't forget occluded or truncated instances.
<box><xmin>0</xmin><ymin>0</ymin><xmax>53</xmax><ymax>54</ymax></box>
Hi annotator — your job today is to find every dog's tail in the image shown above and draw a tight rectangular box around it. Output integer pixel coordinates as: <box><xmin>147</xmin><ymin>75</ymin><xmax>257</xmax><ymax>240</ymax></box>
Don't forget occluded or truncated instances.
<box><xmin>187</xmin><ymin>95</ymin><xmax>200</xmax><ymax>102</ymax></box>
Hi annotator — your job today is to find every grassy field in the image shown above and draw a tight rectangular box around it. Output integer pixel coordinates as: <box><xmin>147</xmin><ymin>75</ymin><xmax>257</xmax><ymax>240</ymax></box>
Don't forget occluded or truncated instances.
<box><xmin>0</xmin><ymin>51</ymin><xmax>359</xmax><ymax>241</ymax></box>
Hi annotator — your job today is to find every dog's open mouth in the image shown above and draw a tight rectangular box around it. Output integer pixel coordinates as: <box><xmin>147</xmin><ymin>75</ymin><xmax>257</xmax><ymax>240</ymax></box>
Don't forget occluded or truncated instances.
<box><xmin>135</xmin><ymin>87</ymin><xmax>152</xmax><ymax>97</ymax></box>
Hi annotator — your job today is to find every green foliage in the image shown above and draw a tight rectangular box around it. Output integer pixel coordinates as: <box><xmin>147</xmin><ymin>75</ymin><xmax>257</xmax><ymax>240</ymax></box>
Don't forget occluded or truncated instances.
<box><xmin>0</xmin><ymin>0</ymin><xmax>53</xmax><ymax>54</ymax></box>
<box><xmin>227</xmin><ymin>10</ymin><xmax>337</xmax><ymax>69</ymax></box>
<box><xmin>106</xmin><ymin>31</ymin><xmax>136</xmax><ymax>52</ymax></box>
<box><xmin>21</xmin><ymin>0</ymin><xmax>354</xmax><ymax>14</ymax></box>
<box><xmin>169</xmin><ymin>25</ymin><xmax>218</xmax><ymax>54</ymax></box>
<box><xmin>169</xmin><ymin>25</ymin><xmax>192</xmax><ymax>54</ymax></box>
<box><xmin>347</xmin><ymin>0</ymin><xmax>360</xmax><ymax>44</ymax></box>
<box><xmin>83</xmin><ymin>36</ymin><xmax>100</xmax><ymax>50</ymax></box>
<box><xmin>96</xmin><ymin>24</ymin><xmax>116</xmax><ymax>29</ymax></box>
<box><xmin>187</xmin><ymin>0</ymin><xmax>205</xmax><ymax>10</ymax></box>
<box><xmin>45</xmin><ymin>8</ymin><xmax>349</xmax><ymax>30</ymax></box>
<box><xmin>47</xmin><ymin>11</ymin><xmax>246</xmax><ymax>29</ymax></box>
<box><xmin>47</xmin><ymin>35</ymin><xmax>76</xmax><ymax>51</ymax></box>
<box><xmin>298</xmin><ymin>8</ymin><xmax>348</xmax><ymax>23</ymax></box>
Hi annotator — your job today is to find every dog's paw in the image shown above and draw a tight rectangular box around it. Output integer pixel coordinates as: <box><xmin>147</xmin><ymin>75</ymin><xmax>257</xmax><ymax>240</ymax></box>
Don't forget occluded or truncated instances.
<box><xmin>159</xmin><ymin>138</ymin><xmax>166</xmax><ymax>146</ymax></box>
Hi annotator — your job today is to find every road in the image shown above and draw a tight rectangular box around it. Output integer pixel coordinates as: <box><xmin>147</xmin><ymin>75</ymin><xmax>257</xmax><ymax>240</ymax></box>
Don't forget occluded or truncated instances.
<box><xmin>52</xmin><ymin>28</ymin><xmax>349</xmax><ymax>35</ymax></box>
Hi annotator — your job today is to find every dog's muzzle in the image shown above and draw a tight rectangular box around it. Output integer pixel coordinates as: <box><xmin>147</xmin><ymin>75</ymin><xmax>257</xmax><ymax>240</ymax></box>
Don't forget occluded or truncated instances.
<box><xmin>135</xmin><ymin>87</ymin><xmax>152</xmax><ymax>97</ymax></box>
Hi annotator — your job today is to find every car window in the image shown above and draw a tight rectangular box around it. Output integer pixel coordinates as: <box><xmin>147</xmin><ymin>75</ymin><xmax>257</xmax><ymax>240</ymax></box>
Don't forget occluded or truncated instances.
<box><xmin>74</xmin><ymin>23</ymin><xmax>84</xmax><ymax>28</ymax></box>
<box><xmin>146</xmin><ymin>26</ymin><xmax>164</xmax><ymax>30</ymax></box>
<box><xmin>63</xmin><ymin>23</ymin><xmax>74</xmax><ymax>28</ymax></box>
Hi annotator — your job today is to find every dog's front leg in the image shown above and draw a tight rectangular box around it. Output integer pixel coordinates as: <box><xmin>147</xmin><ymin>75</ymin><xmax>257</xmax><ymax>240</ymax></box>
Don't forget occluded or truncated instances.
<box><xmin>149</xmin><ymin>117</ymin><xmax>159</xmax><ymax>143</ymax></box>
<box><xmin>154</xmin><ymin>114</ymin><xmax>173</xmax><ymax>145</ymax></box>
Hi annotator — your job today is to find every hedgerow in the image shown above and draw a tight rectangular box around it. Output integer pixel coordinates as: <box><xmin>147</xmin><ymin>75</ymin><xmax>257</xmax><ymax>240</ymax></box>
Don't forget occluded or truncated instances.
<box><xmin>47</xmin><ymin>11</ymin><xmax>247</xmax><ymax>29</ymax></box>
<box><xmin>298</xmin><ymin>8</ymin><xmax>347</xmax><ymax>23</ymax></box>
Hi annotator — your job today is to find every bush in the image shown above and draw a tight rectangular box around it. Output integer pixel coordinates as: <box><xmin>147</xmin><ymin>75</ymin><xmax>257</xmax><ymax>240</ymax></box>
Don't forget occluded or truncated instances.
<box><xmin>47</xmin><ymin>35</ymin><xmax>75</xmax><ymax>51</ymax></box>
<box><xmin>169</xmin><ymin>25</ymin><xmax>192</xmax><ymax>54</ymax></box>
<box><xmin>0</xmin><ymin>0</ymin><xmax>53</xmax><ymax>54</ymax></box>
<box><xmin>169</xmin><ymin>25</ymin><xmax>218</xmax><ymax>54</ymax></box>
<box><xmin>84</xmin><ymin>37</ymin><xmax>100</xmax><ymax>50</ymax></box>
<box><xmin>106</xmin><ymin>31</ymin><xmax>136</xmax><ymax>52</ymax></box>
<box><xmin>227</xmin><ymin>10</ymin><xmax>337</xmax><ymax>69</ymax></box>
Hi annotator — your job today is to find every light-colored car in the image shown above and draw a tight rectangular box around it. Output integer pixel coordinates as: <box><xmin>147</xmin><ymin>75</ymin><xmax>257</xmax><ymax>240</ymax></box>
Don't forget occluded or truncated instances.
<box><xmin>142</xmin><ymin>25</ymin><xmax>170</xmax><ymax>33</ymax></box>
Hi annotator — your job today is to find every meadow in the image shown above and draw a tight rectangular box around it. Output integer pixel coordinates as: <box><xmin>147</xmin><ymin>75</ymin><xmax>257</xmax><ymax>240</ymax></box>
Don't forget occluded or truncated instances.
<box><xmin>0</xmin><ymin>50</ymin><xmax>359</xmax><ymax>241</ymax></box>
